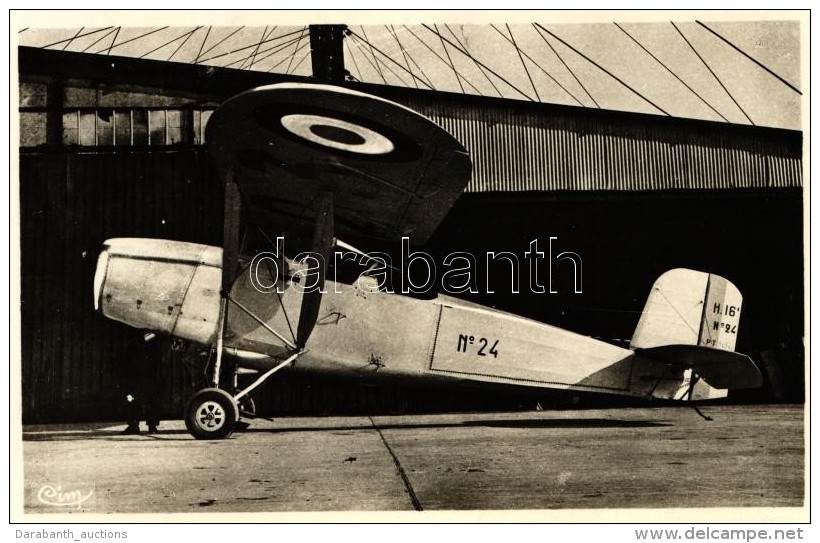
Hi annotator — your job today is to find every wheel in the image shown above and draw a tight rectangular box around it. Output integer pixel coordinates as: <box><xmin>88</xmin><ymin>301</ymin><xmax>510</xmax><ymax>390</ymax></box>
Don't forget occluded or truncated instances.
<box><xmin>185</xmin><ymin>388</ymin><xmax>238</xmax><ymax>440</ymax></box>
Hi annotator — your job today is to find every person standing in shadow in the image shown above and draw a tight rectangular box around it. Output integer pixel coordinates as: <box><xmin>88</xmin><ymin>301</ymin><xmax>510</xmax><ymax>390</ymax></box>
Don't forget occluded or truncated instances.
<box><xmin>122</xmin><ymin>331</ymin><xmax>164</xmax><ymax>434</ymax></box>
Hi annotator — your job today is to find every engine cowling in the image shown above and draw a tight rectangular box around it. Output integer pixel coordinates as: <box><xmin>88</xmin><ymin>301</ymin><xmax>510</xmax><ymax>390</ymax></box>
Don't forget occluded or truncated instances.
<box><xmin>94</xmin><ymin>238</ymin><xmax>222</xmax><ymax>344</ymax></box>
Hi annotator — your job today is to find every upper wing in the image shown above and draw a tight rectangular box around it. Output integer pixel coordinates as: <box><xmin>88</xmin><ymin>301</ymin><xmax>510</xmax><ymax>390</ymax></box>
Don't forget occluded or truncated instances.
<box><xmin>206</xmin><ymin>83</ymin><xmax>472</xmax><ymax>244</ymax></box>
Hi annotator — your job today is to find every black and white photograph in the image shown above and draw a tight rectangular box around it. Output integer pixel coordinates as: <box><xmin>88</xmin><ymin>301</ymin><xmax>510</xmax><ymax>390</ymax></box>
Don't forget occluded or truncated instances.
<box><xmin>11</xmin><ymin>10</ymin><xmax>808</xmax><ymax>523</ymax></box>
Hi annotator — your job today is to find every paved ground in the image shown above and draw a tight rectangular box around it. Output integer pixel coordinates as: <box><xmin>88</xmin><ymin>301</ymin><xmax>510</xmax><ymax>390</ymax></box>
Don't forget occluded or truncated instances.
<box><xmin>21</xmin><ymin>404</ymin><xmax>804</xmax><ymax>515</ymax></box>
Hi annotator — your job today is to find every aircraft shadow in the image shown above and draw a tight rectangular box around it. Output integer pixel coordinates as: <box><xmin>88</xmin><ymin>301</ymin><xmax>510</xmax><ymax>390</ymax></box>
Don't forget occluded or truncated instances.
<box><xmin>260</xmin><ymin>418</ymin><xmax>673</xmax><ymax>433</ymax></box>
<box><xmin>459</xmin><ymin>418</ymin><xmax>671</xmax><ymax>429</ymax></box>
<box><xmin>22</xmin><ymin>417</ymin><xmax>671</xmax><ymax>441</ymax></box>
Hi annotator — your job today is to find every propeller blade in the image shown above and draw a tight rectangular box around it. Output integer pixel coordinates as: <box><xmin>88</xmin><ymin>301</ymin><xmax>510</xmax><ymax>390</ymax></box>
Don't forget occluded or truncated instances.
<box><xmin>296</xmin><ymin>193</ymin><xmax>334</xmax><ymax>349</ymax></box>
<box><xmin>222</xmin><ymin>174</ymin><xmax>242</xmax><ymax>292</ymax></box>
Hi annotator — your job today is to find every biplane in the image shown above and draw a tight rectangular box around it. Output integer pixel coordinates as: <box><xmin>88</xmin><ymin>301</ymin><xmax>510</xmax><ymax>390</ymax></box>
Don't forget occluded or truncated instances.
<box><xmin>92</xmin><ymin>83</ymin><xmax>762</xmax><ymax>439</ymax></box>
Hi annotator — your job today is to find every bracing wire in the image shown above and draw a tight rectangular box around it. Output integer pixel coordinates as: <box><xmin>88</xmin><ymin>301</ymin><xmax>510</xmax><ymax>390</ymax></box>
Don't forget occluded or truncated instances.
<box><xmin>257</xmin><ymin>27</ymin><xmax>280</xmax><ymax>67</ymax></box>
<box><xmin>387</xmin><ymin>24</ymin><xmax>418</xmax><ymax>88</ymax></box>
<box><xmin>193</xmin><ymin>26</ymin><xmax>211</xmax><ymax>63</ymax></box>
<box><xmin>696</xmin><ymin>21</ymin><xmax>801</xmax><ymax>95</ymax></box>
<box><xmin>406</xmin><ymin>26</ymin><xmax>484</xmax><ymax>95</ymax></box>
<box><xmin>235</xmin><ymin>31</ymin><xmax>305</xmax><ymax>69</ymax></box>
<box><xmin>32</xmin><ymin>22</ymin><xmax>794</xmax><ymax>127</ymax></box>
<box><xmin>614</xmin><ymin>22</ymin><xmax>729</xmax><ymax>122</ymax></box>
<box><xmin>348</xmin><ymin>29</ymin><xmax>435</xmax><ymax>90</ymax></box>
<box><xmin>82</xmin><ymin>27</ymin><xmax>118</xmax><ymax>53</ymax></box>
<box><xmin>388</xmin><ymin>25</ymin><xmax>436</xmax><ymax>89</ymax></box>
<box><xmin>404</xmin><ymin>27</ymin><xmax>483</xmax><ymax>93</ymax></box>
<box><xmin>284</xmin><ymin>27</ymin><xmax>306</xmax><ymax>75</ymax></box>
<box><xmin>445</xmin><ymin>24</ymin><xmax>504</xmax><ymax>97</ymax></box>
<box><xmin>533</xmin><ymin>23</ymin><xmax>600</xmax><ymax>108</ymax></box>
<box><xmin>207</xmin><ymin>28</ymin><xmax>301</xmax><ymax>66</ymax></box>
<box><xmin>264</xmin><ymin>38</ymin><xmax>311</xmax><ymax>73</ymax></box>
<box><xmin>490</xmin><ymin>23</ymin><xmax>585</xmax><ymax>106</ymax></box>
<box><xmin>287</xmin><ymin>48</ymin><xmax>311</xmax><ymax>75</ymax></box>
<box><xmin>344</xmin><ymin>37</ymin><xmax>364</xmax><ymax>81</ymax></box>
<box><xmin>138</xmin><ymin>27</ymin><xmax>200</xmax><ymax>59</ymax></box>
<box><xmin>241</xmin><ymin>26</ymin><xmax>272</xmax><ymax>70</ymax></box>
<box><xmin>506</xmin><ymin>24</ymin><xmax>540</xmax><ymax>101</ymax></box>
<box><xmin>535</xmin><ymin>23</ymin><xmax>670</xmax><ymax>115</ymax></box>
<box><xmin>62</xmin><ymin>27</ymin><xmax>85</xmax><ymax>51</ymax></box>
<box><xmin>353</xmin><ymin>35</ymin><xmax>395</xmax><ymax>83</ymax></box>
<box><xmin>196</xmin><ymin>27</ymin><xmax>244</xmax><ymax>62</ymax></box>
<box><xmin>420</xmin><ymin>23</ymin><xmax>536</xmax><ymax>101</ymax></box>
<box><xmin>349</xmin><ymin>34</ymin><xmax>410</xmax><ymax>86</ymax></box>
<box><xmin>168</xmin><ymin>26</ymin><xmax>201</xmax><ymax>62</ymax></box>
<box><xmin>106</xmin><ymin>27</ymin><xmax>121</xmax><ymax>56</ymax></box>
<box><xmin>224</xmin><ymin>33</ymin><xmax>304</xmax><ymax>69</ymax></box>
<box><xmin>672</xmin><ymin>22</ymin><xmax>754</xmax><ymax>125</ymax></box>
<box><xmin>434</xmin><ymin>23</ymin><xmax>466</xmax><ymax>93</ymax></box>
<box><xmin>361</xmin><ymin>26</ymin><xmax>388</xmax><ymax>84</ymax></box>
<box><xmin>250</xmin><ymin>26</ymin><xmax>280</xmax><ymax>69</ymax></box>
<box><xmin>198</xmin><ymin>27</ymin><xmax>305</xmax><ymax>64</ymax></box>
<box><xmin>98</xmin><ymin>26</ymin><xmax>170</xmax><ymax>54</ymax></box>
<box><xmin>348</xmin><ymin>33</ymin><xmax>389</xmax><ymax>83</ymax></box>
<box><xmin>42</xmin><ymin>26</ymin><xmax>113</xmax><ymax>49</ymax></box>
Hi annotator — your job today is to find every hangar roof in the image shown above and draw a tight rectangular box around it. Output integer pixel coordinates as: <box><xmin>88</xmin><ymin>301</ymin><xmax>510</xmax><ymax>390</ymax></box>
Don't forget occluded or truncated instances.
<box><xmin>18</xmin><ymin>46</ymin><xmax>802</xmax><ymax>191</ymax></box>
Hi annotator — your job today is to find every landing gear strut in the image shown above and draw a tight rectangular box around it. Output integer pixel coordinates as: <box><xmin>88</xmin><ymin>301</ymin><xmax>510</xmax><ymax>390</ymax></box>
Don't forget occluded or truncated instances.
<box><xmin>184</xmin><ymin>346</ymin><xmax>303</xmax><ymax>439</ymax></box>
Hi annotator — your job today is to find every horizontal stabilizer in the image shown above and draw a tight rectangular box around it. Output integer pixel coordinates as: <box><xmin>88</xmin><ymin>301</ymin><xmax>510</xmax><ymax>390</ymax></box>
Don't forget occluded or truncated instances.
<box><xmin>637</xmin><ymin>345</ymin><xmax>762</xmax><ymax>390</ymax></box>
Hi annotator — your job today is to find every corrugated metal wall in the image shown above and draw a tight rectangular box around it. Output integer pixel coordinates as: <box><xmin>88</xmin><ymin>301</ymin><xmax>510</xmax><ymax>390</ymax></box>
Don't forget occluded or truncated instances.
<box><xmin>394</xmin><ymin>99</ymin><xmax>802</xmax><ymax>192</ymax></box>
<box><xmin>19</xmin><ymin>148</ymin><xmax>421</xmax><ymax>422</ymax></box>
<box><xmin>20</xmin><ymin>149</ymin><xmax>219</xmax><ymax>421</ymax></box>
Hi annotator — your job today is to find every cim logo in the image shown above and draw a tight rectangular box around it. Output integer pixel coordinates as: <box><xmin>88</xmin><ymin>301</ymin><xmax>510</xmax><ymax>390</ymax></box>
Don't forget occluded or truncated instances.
<box><xmin>36</xmin><ymin>484</ymin><xmax>94</xmax><ymax>508</ymax></box>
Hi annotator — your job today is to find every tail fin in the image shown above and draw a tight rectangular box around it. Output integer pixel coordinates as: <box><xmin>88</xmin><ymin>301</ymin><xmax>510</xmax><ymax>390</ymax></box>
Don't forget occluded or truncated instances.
<box><xmin>630</xmin><ymin>269</ymin><xmax>756</xmax><ymax>400</ymax></box>
<box><xmin>631</xmin><ymin>269</ymin><xmax>742</xmax><ymax>351</ymax></box>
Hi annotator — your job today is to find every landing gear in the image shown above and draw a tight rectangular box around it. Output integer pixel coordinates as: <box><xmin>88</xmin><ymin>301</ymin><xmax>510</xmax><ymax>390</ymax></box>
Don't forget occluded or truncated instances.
<box><xmin>239</xmin><ymin>397</ymin><xmax>256</xmax><ymax>418</ymax></box>
<box><xmin>184</xmin><ymin>349</ymin><xmax>302</xmax><ymax>439</ymax></box>
<box><xmin>181</xmin><ymin>180</ymin><xmax>327</xmax><ymax>440</ymax></box>
<box><xmin>185</xmin><ymin>388</ymin><xmax>239</xmax><ymax>440</ymax></box>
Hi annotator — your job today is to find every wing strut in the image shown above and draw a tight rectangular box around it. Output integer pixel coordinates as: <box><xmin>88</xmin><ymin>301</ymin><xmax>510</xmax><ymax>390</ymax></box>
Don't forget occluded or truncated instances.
<box><xmin>212</xmin><ymin>171</ymin><xmax>242</xmax><ymax>387</ymax></box>
<box><xmin>209</xmin><ymin>193</ymin><xmax>331</xmax><ymax>426</ymax></box>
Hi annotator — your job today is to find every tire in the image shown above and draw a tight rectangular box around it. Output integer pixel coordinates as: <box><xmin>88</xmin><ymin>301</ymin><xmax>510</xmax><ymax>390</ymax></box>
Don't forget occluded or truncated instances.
<box><xmin>185</xmin><ymin>388</ymin><xmax>238</xmax><ymax>440</ymax></box>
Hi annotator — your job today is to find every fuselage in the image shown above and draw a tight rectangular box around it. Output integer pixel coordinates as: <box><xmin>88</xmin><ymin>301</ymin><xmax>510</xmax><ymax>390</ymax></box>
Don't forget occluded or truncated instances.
<box><xmin>227</xmin><ymin>266</ymin><xmax>638</xmax><ymax>395</ymax></box>
<box><xmin>94</xmin><ymin>238</ymin><xmax>704</xmax><ymax>400</ymax></box>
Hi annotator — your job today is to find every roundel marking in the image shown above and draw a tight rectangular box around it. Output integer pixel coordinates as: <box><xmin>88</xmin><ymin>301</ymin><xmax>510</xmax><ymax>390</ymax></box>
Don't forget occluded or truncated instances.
<box><xmin>280</xmin><ymin>114</ymin><xmax>395</xmax><ymax>155</ymax></box>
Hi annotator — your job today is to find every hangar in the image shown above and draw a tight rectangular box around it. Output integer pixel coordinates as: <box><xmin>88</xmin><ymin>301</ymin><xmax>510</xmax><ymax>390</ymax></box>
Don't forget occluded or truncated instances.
<box><xmin>17</xmin><ymin>24</ymin><xmax>804</xmax><ymax>422</ymax></box>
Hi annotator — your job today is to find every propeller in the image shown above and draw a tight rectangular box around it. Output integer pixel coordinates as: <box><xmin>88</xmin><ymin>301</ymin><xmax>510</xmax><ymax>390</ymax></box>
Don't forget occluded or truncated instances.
<box><xmin>295</xmin><ymin>193</ymin><xmax>334</xmax><ymax>349</ymax></box>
